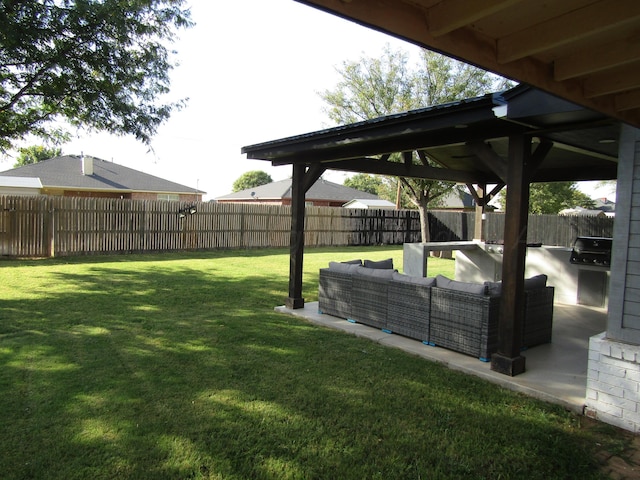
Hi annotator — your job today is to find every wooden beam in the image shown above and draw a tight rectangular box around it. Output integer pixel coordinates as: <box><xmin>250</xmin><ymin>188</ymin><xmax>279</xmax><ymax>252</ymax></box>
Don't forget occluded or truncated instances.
<box><xmin>491</xmin><ymin>134</ymin><xmax>530</xmax><ymax>376</ymax></box>
<box><xmin>615</xmin><ymin>90</ymin><xmax>640</xmax><ymax>112</ymax></box>
<box><xmin>294</xmin><ymin>0</ymin><xmax>640</xmax><ymax>128</ymax></box>
<box><xmin>488</xmin><ymin>182</ymin><xmax>505</xmax><ymax>200</ymax></box>
<box><xmin>527</xmin><ymin>139</ymin><xmax>553</xmax><ymax>175</ymax></box>
<box><xmin>585</xmin><ymin>64</ymin><xmax>640</xmax><ymax>98</ymax></box>
<box><xmin>497</xmin><ymin>0</ymin><xmax>640</xmax><ymax>64</ymax></box>
<box><xmin>467</xmin><ymin>141</ymin><xmax>507</xmax><ymax>183</ymax></box>
<box><xmin>428</xmin><ymin>0</ymin><xmax>519</xmax><ymax>37</ymax></box>
<box><xmin>303</xmin><ymin>163</ymin><xmax>326</xmax><ymax>192</ymax></box>
<box><xmin>466</xmin><ymin>183</ymin><xmax>482</xmax><ymax>205</ymax></box>
<box><xmin>554</xmin><ymin>34</ymin><xmax>640</xmax><ymax>81</ymax></box>
<box><xmin>532</xmin><ymin>166</ymin><xmax>618</xmax><ymax>182</ymax></box>
<box><xmin>266</xmin><ymin>122</ymin><xmax>525</xmax><ymax>167</ymax></box>
<box><xmin>318</xmin><ymin>157</ymin><xmax>499</xmax><ymax>184</ymax></box>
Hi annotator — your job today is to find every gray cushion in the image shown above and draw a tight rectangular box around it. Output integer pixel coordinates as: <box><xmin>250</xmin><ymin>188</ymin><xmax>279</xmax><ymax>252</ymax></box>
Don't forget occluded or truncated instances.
<box><xmin>435</xmin><ymin>274</ymin><xmax>487</xmax><ymax>295</ymax></box>
<box><xmin>354</xmin><ymin>266</ymin><xmax>397</xmax><ymax>279</ymax></box>
<box><xmin>484</xmin><ymin>274</ymin><xmax>548</xmax><ymax>296</ymax></box>
<box><xmin>341</xmin><ymin>259</ymin><xmax>363</xmax><ymax>265</ymax></box>
<box><xmin>328</xmin><ymin>262</ymin><xmax>363</xmax><ymax>274</ymax></box>
<box><xmin>484</xmin><ymin>281</ymin><xmax>502</xmax><ymax>297</ymax></box>
<box><xmin>392</xmin><ymin>272</ymin><xmax>436</xmax><ymax>286</ymax></box>
<box><xmin>364</xmin><ymin>258</ymin><xmax>394</xmax><ymax>269</ymax></box>
<box><xmin>525</xmin><ymin>274</ymin><xmax>548</xmax><ymax>290</ymax></box>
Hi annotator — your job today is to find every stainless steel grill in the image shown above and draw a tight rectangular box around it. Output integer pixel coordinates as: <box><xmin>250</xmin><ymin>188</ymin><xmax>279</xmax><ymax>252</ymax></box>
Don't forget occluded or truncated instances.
<box><xmin>570</xmin><ymin>237</ymin><xmax>612</xmax><ymax>267</ymax></box>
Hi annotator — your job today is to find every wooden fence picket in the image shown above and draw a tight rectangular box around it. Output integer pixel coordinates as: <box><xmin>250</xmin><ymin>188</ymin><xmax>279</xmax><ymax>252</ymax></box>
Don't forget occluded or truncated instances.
<box><xmin>0</xmin><ymin>195</ymin><xmax>615</xmax><ymax>258</ymax></box>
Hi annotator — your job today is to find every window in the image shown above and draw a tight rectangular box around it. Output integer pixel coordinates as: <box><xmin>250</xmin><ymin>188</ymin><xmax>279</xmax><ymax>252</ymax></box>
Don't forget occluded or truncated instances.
<box><xmin>158</xmin><ymin>194</ymin><xmax>179</xmax><ymax>201</ymax></box>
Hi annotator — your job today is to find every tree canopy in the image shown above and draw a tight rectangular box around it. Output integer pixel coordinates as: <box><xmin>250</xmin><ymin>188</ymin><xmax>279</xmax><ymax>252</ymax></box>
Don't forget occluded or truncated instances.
<box><xmin>232</xmin><ymin>170</ymin><xmax>273</xmax><ymax>192</ymax></box>
<box><xmin>0</xmin><ymin>0</ymin><xmax>193</xmax><ymax>151</ymax></box>
<box><xmin>14</xmin><ymin>145</ymin><xmax>62</xmax><ymax>167</ymax></box>
<box><xmin>496</xmin><ymin>182</ymin><xmax>596</xmax><ymax>214</ymax></box>
<box><xmin>321</xmin><ymin>45</ymin><xmax>511</xmax><ymax>241</ymax></box>
<box><xmin>343</xmin><ymin>174</ymin><xmax>383</xmax><ymax>195</ymax></box>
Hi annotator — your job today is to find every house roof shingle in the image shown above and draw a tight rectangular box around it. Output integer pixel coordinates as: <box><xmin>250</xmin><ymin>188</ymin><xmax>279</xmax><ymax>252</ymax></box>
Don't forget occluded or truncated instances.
<box><xmin>217</xmin><ymin>178</ymin><xmax>379</xmax><ymax>202</ymax></box>
<box><xmin>0</xmin><ymin>155</ymin><xmax>204</xmax><ymax>194</ymax></box>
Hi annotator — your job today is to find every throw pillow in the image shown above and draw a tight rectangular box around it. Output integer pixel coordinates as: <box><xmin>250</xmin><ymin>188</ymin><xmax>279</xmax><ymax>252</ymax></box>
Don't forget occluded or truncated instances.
<box><xmin>363</xmin><ymin>258</ymin><xmax>394</xmax><ymax>269</ymax></box>
<box><xmin>328</xmin><ymin>262</ymin><xmax>362</xmax><ymax>274</ymax></box>
<box><xmin>341</xmin><ymin>259</ymin><xmax>363</xmax><ymax>265</ymax></box>
<box><xmin>483</xmin><ymin>274</ymin><xmax>548</xmax><ymax>296</ymax></box>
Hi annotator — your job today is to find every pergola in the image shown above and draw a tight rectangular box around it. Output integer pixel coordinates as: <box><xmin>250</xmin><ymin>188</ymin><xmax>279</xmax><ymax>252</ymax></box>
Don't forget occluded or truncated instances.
<box><xmin>243</xmin><ymin>84</ymin><xmax>621</xmax><ymax>376</ymax></box>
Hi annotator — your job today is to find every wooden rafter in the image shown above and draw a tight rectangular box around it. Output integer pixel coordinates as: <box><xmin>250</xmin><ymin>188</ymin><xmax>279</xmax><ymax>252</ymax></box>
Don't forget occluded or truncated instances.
<box><xmin>295</xmin><ymin>0</ymin><xmax>640</xmax><ymax>127</ymax></box>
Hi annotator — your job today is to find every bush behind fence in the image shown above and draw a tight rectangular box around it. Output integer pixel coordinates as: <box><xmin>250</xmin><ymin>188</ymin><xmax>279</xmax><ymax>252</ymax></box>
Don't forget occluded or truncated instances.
<box><xmin>0</xmin><ymin>196</ymin><xmax>614</xmax><ymax>258</ymax></box>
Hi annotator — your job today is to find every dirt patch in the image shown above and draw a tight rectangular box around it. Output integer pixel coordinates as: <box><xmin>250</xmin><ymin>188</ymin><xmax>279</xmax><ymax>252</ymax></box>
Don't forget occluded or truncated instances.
<box><xmin>584</xmin><ymin>417</ymin><xmax>640</xmax><ymax>479</ymax></box>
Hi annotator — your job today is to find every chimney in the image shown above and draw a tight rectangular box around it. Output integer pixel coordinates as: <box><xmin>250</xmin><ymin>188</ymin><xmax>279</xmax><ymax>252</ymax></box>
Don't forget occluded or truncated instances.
<box><xmin>81</xmin><ymin>154</ymin><xmax>93</xmax><ymax>175</ymax></box>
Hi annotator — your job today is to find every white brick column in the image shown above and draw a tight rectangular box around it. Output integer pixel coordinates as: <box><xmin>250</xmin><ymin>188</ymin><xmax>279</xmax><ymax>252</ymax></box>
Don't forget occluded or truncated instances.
<box><xmin>586</xmin><ymin>333</ymin><xmax>640</xmax><ymax>432</ymax></box>
<box><xmin>585</xmin><ymin>125</ymin><xmax>640</xmax><ymax>432</ymax></box>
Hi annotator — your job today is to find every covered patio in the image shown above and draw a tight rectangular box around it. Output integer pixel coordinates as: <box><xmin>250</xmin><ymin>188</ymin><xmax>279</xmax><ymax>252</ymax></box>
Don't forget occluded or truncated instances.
<box><xmin>243</xmin><ymin>84</ymin><xmax>620</xmax><ymax>377</ymax></box>
<box><xmin>243</xmin><ymin>0</ymin><xmax>640</xmax><ymax>432</ymax></box>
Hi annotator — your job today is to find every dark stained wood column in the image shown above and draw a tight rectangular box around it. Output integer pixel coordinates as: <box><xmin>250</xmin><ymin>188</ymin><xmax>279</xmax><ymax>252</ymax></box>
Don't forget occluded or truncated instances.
<box><xmin>286</xmin><ymin>163</ymin><xmax>326</xmax><ymax>309</ymax></box>
<box><xmin>491</xmin><ymin>134</ymin><xmax>531</xmax><ymax>376</ymax></box>
<box><xmin>287</xmin><ymin>163</ymin><xmax>306</xmax><ymax>309</ymax></box>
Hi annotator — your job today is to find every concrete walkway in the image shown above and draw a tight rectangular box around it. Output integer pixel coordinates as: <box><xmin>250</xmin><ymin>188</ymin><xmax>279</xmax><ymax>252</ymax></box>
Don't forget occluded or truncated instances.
<box><xmin>275</xmin><ymin>301</ymin><xmax>607</xmax><ymax>413</ymax></box>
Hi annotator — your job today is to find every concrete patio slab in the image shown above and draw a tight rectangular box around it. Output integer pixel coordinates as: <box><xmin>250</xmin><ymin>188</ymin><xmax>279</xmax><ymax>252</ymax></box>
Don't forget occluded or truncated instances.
<box><xmin>275</xmin><ymin>301</ymin><xmax>607</xmax><ymax>413</ymax></box>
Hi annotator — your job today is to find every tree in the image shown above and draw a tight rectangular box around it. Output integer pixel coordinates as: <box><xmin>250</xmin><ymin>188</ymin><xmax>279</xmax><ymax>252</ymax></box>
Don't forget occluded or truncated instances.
<box><xmin>232</xmin><ymin>170</ymin><xmax>273</xmax><ymax>192</ymax></box>
<box><xmin>14</xmin><ymin>145</ymin><xmax>61</xmax><ymax>167</ymax></box>
<box><xmin>344</xmin><ymin>173</ymin><xmax>383</xmax><ymax>195</ymax></box>
<box><xmin>496</xmin><ymin>182</ymin><xmax>597</xmax><ymax>214</ymax></box>
<box><xmin>0</xmin><ymin>1</ymin><xmax>192</xmax><ymax>151</ymax></box>
<box><xmin>596</xmin><ymin>179</ymin><xmax>617</xmax><ymax>198</ymax></box>
<box><xmin>320</xmin><ymin>45</ymin><xmax>511</xmax><ymax>241</ymax></box>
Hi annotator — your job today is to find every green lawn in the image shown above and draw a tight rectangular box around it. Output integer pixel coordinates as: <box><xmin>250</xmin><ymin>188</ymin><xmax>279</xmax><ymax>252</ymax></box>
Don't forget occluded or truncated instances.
<box><xmin>0</xmin><ymin>246</ymin><xmax>623</xmax><ymax>479</ymax></box>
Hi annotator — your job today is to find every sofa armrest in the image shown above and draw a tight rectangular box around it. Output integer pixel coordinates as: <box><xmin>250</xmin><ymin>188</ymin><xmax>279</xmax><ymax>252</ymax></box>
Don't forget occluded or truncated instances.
<box><xmin>318</xmin><ymin>268</ymin><xmax>353</xmax><ymax>319</ymax></box>
<box><xmin>350</xmin><ymin>269</ymin><xmax>393</xmax><ymax>330</ymax></box>
<box><xmin>388</xmin><ymin>281</ymin><xmax>431</xmax><ymax>342</ymax></box>
<box><xmin>523</xmin><ymin>286</ymin><xmax>555</xmax><ymax>347</ymax></box>
<box><xmin>430</xmin><ymin>287</ymin><xmax>500</xmax><ymax>360</ymax></box>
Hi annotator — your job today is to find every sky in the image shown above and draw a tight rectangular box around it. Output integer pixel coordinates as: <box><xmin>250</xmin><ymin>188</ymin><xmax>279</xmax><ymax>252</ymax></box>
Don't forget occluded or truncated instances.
<box><xmin>0</xmin><ymin>0</ymin><xmax>616</xmax><ymax>202</ymax></box>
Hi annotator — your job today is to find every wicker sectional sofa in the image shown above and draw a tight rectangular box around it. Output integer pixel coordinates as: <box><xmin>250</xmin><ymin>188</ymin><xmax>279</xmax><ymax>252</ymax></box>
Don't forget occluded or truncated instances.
<box><xmin>318</xmin><ymin>259</ymin><xmax>555</xmax><ymax>361</ymax></box>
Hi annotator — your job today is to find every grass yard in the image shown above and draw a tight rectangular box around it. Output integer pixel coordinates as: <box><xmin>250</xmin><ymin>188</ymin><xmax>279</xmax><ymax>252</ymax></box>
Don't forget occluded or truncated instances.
<box><xmin>0</xmin><ymin>246</ymin><xmax>625</xmax><ymax>479</ymax></box>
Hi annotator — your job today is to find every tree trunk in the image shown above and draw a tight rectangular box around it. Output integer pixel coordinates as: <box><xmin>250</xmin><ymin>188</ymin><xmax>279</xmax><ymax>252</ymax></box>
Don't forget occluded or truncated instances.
<box><xmin>418</xmin><ymin>204</ymin><xmax>430</xmax><ymax>243</ymax></box>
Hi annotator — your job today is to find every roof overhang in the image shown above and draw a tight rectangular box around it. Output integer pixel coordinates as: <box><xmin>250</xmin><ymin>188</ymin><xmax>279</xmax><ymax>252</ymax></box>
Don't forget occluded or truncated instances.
<box><xmin>294</xmin><ymin>0</ymin><xmax>640</xmax><ymax>129</ymax></box>
<box><xmin>243</xmin><ymin>85</ymin><xmax>620</xmax><ymax>184</ymax></box>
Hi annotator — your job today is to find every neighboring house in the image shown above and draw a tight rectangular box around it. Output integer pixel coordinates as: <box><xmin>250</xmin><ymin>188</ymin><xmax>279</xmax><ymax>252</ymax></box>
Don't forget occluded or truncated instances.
<box><xmin>343</xmin><ymin>199</ymin><xmax>396</xmax><ymax>209</ymax></box>
<box><xmin>0</xmin><ymin>155</ymin><xmax>204</xmax><ymax>201</ymax></box>
<box><xmin>0</xmin><ymin>177</ymin><xmax>42</xmax><ymax>196</ymax></box>
<box><xmin>430</xmin><ymin>190</ymin><xmax>476</xmax><ymax>211</ymax></box>
<box><xmin>216</xmin><ymin>178</ymin><xmax>380</xmax><ymax>207</ymax></box>
<box><xmin>559</xmin><ymin>207</ymin><xmax>608</xmax><ymax>217</ymax></box>
<box><xmin>593</xmin><ymin>197</ymin><xmax>615</xmax><ymax>214</ymax></box>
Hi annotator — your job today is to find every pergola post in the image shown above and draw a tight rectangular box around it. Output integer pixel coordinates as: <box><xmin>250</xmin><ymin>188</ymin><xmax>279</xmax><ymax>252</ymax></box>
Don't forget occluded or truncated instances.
<box><xmin>286</xmin><ymin>163</ymin><xmax>306</xmax><ymax>309</ymax></box>
<box><xmin>470</xmin><ymin>183</ymin><xmax>486</xmax><ymax>241</ymax></box>
<box><xmin>491</xmin><ymin>134</ymin><xmax>531</xmax><ymax>376</ymax></box>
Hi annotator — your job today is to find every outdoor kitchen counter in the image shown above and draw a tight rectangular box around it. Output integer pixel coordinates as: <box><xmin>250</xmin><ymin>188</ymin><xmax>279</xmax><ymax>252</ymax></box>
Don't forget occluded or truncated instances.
<box><xmin>403</xmin><ymin>242</ymin><xmax>610</xmax><ymax>307</ymax></box>
<box><xmin>403</xmin><ymin>241</ymin><xmax>480</xmax><ymax>277</ymax></box>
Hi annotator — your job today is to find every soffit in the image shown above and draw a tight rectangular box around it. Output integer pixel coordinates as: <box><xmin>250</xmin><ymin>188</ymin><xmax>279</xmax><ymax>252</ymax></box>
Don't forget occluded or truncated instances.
<box><xmin>295</xmin><ymin>0</ymin><xmax>640</xmax><ymax>128</ymax></box>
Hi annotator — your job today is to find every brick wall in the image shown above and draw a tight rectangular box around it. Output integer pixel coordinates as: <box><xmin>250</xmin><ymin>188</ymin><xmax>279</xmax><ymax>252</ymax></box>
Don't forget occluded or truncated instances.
<box><xmin>585</xmin><ymin>333</ymin><xmax>640</xmax><ymax>432</ymax></box>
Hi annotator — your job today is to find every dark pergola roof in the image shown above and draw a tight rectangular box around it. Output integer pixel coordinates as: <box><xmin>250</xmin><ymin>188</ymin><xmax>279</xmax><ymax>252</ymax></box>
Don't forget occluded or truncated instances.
<box><xmin>242</xmin><ymin>84</ymin><xmax>623</xmax><ymax>377</ymax></box>
<box><xmin>243</xmin><ymin>85</ymin><xmax>620</xmax><ymax>184</ymax></box>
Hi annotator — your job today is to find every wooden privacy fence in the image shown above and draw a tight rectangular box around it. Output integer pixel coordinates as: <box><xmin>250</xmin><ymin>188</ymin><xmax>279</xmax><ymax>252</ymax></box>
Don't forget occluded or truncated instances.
<box><xmin>0</xmin><ymin>195</ymin><xmax>615</xmax><ymax>258</ymax></box>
